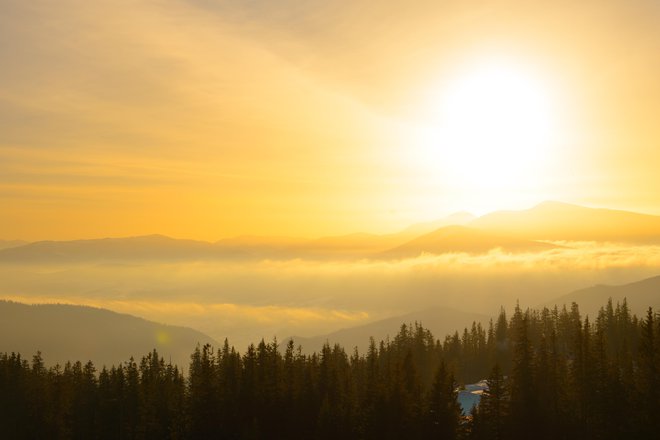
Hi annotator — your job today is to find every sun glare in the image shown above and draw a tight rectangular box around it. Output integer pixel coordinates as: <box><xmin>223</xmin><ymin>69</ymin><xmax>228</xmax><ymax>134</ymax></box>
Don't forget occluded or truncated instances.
<box><xmin>416</xmin><ymin>59</ymin><xmax>562</xmax><ymax>205</ymax></box>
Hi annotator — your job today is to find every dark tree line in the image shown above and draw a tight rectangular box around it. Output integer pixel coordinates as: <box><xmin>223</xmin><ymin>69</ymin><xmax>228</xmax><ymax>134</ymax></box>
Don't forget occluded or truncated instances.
<box><xmin>1</xmin><ymin>298</ymin><xmax>658</xmax><ymax>439</ymax></box>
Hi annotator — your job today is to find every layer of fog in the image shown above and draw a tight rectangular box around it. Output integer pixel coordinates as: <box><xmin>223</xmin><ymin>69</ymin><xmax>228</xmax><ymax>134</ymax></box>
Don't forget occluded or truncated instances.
<box><xmin>2</xmin><ymin>242</ymin><xmax>660</xmax><ymax>349</ymax></box>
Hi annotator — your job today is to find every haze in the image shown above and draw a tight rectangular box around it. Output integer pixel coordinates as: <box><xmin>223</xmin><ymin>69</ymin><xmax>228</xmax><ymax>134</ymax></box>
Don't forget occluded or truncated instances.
<box><xmin>3</xmin><ymin>3</ymin><xmax>660</xmax><ymax>439</ymax></box>
<box><xmin>1</xmin><ymin>0</ymin><xmax>660</xmax><ymax>357</ymax></box>
<box><xmin>2</xmin><ymin>202</ymin><xmax>660</xmax><ymax>348</ymax></box>
<box><xmin>2</xmin><ymin>0</ymin><xmax>660</xmax><ymax>242</ymax></box>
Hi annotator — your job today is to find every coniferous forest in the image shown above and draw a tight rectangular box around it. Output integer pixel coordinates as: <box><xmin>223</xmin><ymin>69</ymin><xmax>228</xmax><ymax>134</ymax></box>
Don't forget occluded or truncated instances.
<box><xmin>1</xmin><ymin>299</ymin><xmax>658</xmax><ymax>440</ymax></box>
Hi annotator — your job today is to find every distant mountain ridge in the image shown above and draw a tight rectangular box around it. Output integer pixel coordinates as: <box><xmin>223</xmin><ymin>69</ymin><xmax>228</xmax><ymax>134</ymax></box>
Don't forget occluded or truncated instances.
<box><xmin>396</xmin><ymin>211</ymin><xmax>476</xmax><ymax>236</ymax></box>
<box><xmin>542</xmin><ymin>274</ymin><xmax>660</xmax><ymax>318</ymax></box>
<box><xmin>1</xmin><ymin>202</ymin><xmax>659</xmax><ymax>263</ymax></box>
<box><xmin>0</xmin><ymin>240</ymin><xmax>29</xmax><ymax>251</ymax></box>
<box><xmin>0</xmin><ymin>235</ymin><xmax>219</xmax><ymax>263</ymax></box>
<box><xmin>287</xmin><ymin>307</ymin><xmax>491</xmax><ymax>354</ymax></box>
<box><xmin>386</xmin><ymin>201</ymin><xmax>660</xmax><ymax>257</ymax></box>
<box><xmin>0</xmin><ymin>211</ymin><xmax>475</xmax><ymax>262</ymax></box>
<box><xmin>287</xmin><ymin>273</ymin><xmax>660</xmax><ymax>354</ymax></box>
<box><xmin>382</xmin><ymin>225</ymin><xmax>558</xmax><ymax>258</ymax></box>
<box><xmin>2</xmin><ymin>274</ymin><xmax>658</xmax><ymax>369</ymax></box>
<box><xmin>470</xmin><ymin>201</ymin><xmax>660</xmax><ymax>243</ymax></box>
<box><xmin>0</xmin><ymin>300</ymin><xmax>218</xmax><ymax>369</ymax></box>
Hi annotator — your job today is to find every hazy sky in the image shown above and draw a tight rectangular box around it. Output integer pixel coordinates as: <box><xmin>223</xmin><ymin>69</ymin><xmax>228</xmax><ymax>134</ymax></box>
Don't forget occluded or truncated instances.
<box><xmin>2</xmin><ymin>0</ymin><xmax>659</xmax><ymax>241</ymax></box>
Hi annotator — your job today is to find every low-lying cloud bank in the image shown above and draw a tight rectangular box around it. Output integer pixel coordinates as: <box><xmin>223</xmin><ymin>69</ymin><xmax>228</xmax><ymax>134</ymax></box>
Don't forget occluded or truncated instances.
<box><xmin>2</xmin><ymin>242</ymin><xmax>660</xmax><ymax>348</ymax></box>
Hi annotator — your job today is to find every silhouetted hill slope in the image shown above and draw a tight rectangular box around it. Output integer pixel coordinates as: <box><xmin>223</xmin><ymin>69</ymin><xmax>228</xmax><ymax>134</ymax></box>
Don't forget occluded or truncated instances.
<box><xmin>382</xmin><ymin>225</ymin><xmax>557</xmax><ymax>258</ymax></box>
<box><xmin>214</xmin><ymin>235</ymin><xmax>310</xmax><ymax>258</ymax></box>
<box><xmin>0</xmin><ymin>240</ymin><xmax>29</xmax><ymax>251</ymax></box>
<box><xmin>288</xmin><ymin>307</ymin><xmax>490</xmax><ymax>354</ymax></box>
<box><xmin>0</xmin><ymin>235</ymin><xmax>220</xmax><ymax>263</ymax></box>
<box><xmin>225</xmin><ymin>232</ymin><xmax>398</xmax><ymax>259</ymax></box>
<box><xmin>470</xmin><ymin>201</ymin><xmax>660</xmax><ymax>243</ymax></box>
<box><xmin>543</xmin><ymin>274</ymin><xmax>660</xmax><ymax>318</ymax></box>
<box><xmin>399</xmin><ymin>211</ymin><xmax>476</xmax><ymax>237</ymax></box>
<box><xmin>299</xmin><ymin>212</ymin><xmax>479</xmax><ymax>257</ymax></box>
<box><xmin>304</xmin><ymin>232</ymin><xmax>403</xmax><ymax>256</ymax></box>
<box><xmin>2</xmin><ymin>203</ymin><xmax>656</xmax><ymax>263</ymax></box>
<box><xmin>0</xmin><ymin>301</ymin><xmax>217</xmax><ymax>368</ymax></box>
<box><xmin>0</xmin><ymin>234</ymin><xmax>310</xmax><ymax>263</ymax></box>
<box><xmin>0</xmin><ymin>212</ymin><xmax>482</xmax><ymax>262</ymax></box>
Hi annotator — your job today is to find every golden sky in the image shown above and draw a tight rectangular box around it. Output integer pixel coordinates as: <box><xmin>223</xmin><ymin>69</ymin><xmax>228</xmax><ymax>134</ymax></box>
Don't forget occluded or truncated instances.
<box><xmin>1</xmin><ymin>0</ymin><xmax>659</xmax><ymax>241</ymax></box>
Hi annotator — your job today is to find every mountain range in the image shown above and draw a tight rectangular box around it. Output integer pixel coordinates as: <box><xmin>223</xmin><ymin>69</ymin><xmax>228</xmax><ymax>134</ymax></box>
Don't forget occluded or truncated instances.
<box><xmin>289</xmin><ymin>274</ymin><xmax>660</xmax><ymax>353</ymax></box>
<box><xmin>470</xmin><ymin>201</ymin><xmax>660</xmax><ymax>243</ymax></box>
<box><xmin>381</xmin><ymin>224</ymin><xmax>558</xmax><ymax>259</ymax></box>
<box><xmin>2</xmin><ymin>274</ymin><xmax>658</xmax><ymax>365</ymax></box>
<box><xmin>287</xmin><ymin>306</ymin><xmax>491</xmax><ymax>354</ymax></box>
<box><xmin>2</xmin><ymin>201</ymin><xmax>659</xmax><ymax>263</ymax></box>
<box><xmin>541</xmin><ymin>274</ymin><xmax>660</xmax><ymax>318</ymax></box>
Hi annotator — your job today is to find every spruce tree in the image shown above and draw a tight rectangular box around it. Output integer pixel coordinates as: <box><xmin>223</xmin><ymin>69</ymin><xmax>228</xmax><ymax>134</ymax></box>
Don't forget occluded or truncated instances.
<box><xmin>425</xmin><ymin>361</ymin><xmax>460</xmax><ymax>440</ymax></box>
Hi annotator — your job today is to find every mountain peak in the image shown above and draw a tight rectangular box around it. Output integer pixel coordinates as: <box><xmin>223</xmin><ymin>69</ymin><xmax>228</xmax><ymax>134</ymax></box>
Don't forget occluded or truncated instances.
<box><xmin>470</xmin><ymin>201</ymin><xmax>660</xmax><ymax>243</ymax></box>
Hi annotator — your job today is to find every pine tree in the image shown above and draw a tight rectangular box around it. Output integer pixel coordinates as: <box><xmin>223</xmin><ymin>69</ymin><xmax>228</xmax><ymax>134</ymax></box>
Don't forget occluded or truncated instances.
<box><xmin>508</xmin><ymin>308</ymin><xmax>537</xmax><ymax>440</ymax></box>
<box><xmin>122</xmin><ymin>357</ymin><xmax>140</xmax><ymax>439</ymax></box>
<box><xmin>1</xmin><ymin>298</ymin><xmax>656</xmax><ymax>439</ymax></box>
<box><xmin>637</xmin><ymin>307</ymin><xmax>659</xmax><ymax>436</ymax></box>
<box><xmin>187</xmin><ymin>344</ymin><xmax>219</xmax><ymax>439</ymax></box>
<box><xmin>425</xmin><ymin>361</ymin><xmax>461</xmax><ymax>440</ymax></box>
<box><xmin>472</xmin><ymin>364</ymin><xmax>507</xmax><ymax>440</ymax></box>
<box><xmin>217</xmin><ymin>338</ymin><xmax>242</xmax><ymax>438</ymax></box>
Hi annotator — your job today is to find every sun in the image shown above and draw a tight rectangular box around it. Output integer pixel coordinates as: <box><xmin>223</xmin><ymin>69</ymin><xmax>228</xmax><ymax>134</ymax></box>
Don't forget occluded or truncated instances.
<box><xmin>415</xmin><ymin>58</ymin><xmax>563</xmax><ymax>205</ymax></box>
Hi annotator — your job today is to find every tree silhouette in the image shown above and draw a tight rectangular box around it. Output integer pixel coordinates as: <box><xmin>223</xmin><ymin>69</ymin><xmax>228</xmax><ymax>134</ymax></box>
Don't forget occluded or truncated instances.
<box><xmin>0</xmin><ymin>298</ymin><xmax>657</xmax><ymax>439</ymax></box>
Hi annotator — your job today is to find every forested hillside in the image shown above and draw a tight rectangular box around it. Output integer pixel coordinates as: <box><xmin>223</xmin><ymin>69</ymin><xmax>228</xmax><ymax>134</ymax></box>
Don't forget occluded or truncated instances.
<box><xmin>0</xmin><ymin>301</ymin><xmax>218</xmax><ymax>368</ymax></box>
<box><xmin>1</xmin><ymin>299</ymin><xmax>658</xmax><ymax>439</ymax></box>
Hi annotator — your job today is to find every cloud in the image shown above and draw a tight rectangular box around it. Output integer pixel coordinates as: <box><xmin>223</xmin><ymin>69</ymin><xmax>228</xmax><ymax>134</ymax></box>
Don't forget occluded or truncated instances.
<box><xmin>1</xmin><ymin>294</ymin><xmax>372</xmax><ymax>349</ymax></box>
<box><xmin>2</xmin><ymin>241</ymin><xmax>660</xmax><ymax>346</ymax></box>
<box><xmin>2</xmin><ymin>0</ymin><xmax>660</xmax><ymax>242</ymax></box>
<box><xmin>1</xmin><ymin>0</ymin><xmax>414</xmax><ymax>240</ymax></box>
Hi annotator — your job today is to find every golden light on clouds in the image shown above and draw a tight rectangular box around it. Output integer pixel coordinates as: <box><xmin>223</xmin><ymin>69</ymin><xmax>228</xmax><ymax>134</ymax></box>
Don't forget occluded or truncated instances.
<box><xmin>3</xmin><ymin>241</ymin><xmax>660</xmax><ymax>346</ymax></box>
<box><xmin>1</xmin><ymin>0</ymin><xmax>659</xmax><ymax>240</ymax></box>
